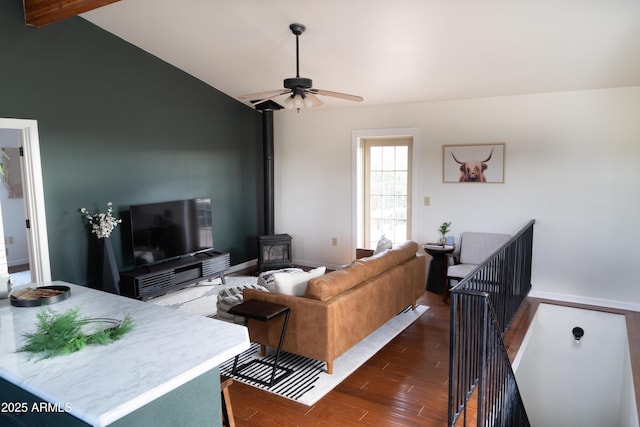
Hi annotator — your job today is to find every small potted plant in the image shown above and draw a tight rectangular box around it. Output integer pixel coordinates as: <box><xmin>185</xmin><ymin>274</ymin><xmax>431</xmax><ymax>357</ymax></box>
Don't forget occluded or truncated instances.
<box><xmin>438</xmin><ymin>221</ymin><xmax>451</xmax><ymax>246</ymax></box>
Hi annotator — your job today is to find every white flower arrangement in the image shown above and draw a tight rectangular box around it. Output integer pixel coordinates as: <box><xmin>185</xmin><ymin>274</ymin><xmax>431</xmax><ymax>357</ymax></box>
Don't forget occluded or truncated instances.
<box><xmin>80</xmin><ymin>202</ymin><xmax>122</xmax><ymax>239</ymax></box>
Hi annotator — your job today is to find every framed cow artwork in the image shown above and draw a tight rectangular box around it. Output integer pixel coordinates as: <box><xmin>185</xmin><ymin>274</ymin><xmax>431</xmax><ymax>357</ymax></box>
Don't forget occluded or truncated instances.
<box><xmin>442</xmin><ymin>143</ymin><xmax>505</xmax><ymax>183</ymax></box>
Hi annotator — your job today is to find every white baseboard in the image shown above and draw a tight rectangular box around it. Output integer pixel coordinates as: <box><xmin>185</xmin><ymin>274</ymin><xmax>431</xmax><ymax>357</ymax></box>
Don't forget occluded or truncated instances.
<box><xmin>8</xmin><ymin>258</ymin><xmax>30</xmax><ymax>268</ymax></box>
<box><xmin>529</xmin><ymin>289</ymin><xmax>640</xmax><ymax>312</ymax></box>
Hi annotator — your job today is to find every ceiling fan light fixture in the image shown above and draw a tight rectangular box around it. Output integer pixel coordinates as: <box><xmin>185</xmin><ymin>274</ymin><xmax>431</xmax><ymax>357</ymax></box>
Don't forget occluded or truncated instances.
<box><xmin>292</xmin><ymin>93</ymin><xmax>304</xmax><ymax>108</ymax></box>
<box><xmin>303</xmin><ymin>96</ymin><xmax>315</xmax><ymax>109</ymax></box>
<box><xmin>284</xmin><ymin>93</ymin><xmax>307</xmax><ymax>112</ymax></box>
<box><xmin>283</xmin><ymin>95</ymin><xmax>294</xmax><ymax>109</ymax></box>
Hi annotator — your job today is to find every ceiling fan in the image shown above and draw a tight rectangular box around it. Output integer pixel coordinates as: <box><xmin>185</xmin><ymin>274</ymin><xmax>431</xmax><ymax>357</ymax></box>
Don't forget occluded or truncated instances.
<box><xmin>239</xmin><ymin>23</ymin><xmax>363</xmax><ymax>111</ymax></box>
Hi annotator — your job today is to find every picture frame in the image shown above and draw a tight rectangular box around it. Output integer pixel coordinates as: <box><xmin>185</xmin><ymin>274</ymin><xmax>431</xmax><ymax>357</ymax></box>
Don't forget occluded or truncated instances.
<box><xmin>443</xmin><ymin>143</ymin><xmax>505</xmax><ymax>183</ymax></box>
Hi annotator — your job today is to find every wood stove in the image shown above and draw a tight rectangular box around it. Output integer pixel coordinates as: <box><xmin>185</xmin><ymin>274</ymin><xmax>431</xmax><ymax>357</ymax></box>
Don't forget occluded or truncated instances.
<box><xmin>257</xmin><ymin>234</ymin><xmax>292</xmax><ymax>272</ymax></box>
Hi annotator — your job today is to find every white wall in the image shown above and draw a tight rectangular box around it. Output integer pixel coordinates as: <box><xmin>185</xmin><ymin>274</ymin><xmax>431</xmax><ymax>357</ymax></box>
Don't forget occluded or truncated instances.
<box><xmin>0</xmin><ymin>129</ymin><xmax>29</xmax><ymax>267</ymax></box>
<box><xmin>274</xmin><ymin>86</ymin><xmax>640</xmax><ymax>310</ymax></box>
<box><xmin>513</xmin><ymin>304</ymin><xmax>634</xmax><ymax>427</ymax></box>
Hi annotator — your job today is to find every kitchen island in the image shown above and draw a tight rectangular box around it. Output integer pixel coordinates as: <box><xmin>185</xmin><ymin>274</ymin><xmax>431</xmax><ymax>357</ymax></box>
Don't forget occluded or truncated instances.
<box><xmin>0</xmin><ymin>282</ymin><xmax>249</xmax><ymax>427</ymax></box>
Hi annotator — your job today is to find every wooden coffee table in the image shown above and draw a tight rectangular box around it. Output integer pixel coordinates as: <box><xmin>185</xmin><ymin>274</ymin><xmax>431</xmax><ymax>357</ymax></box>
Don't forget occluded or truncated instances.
<box><xmin>228</xmin><ymin>299</ymin><xmax>293</xmax><ymax>387</ymax></box>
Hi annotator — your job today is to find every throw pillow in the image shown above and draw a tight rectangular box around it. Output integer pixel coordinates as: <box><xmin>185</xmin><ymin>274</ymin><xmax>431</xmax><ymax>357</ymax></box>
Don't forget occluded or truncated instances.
<box><xmin>216</xmin><ymin>284</ymin><xmax>268</xmax><ymax>324</ymax></box>
<box><xmin>274</xmin><ymin>266</ymin><xmax>326</xmax><ymax>296</ymax></box>
<box><xmin>374</xmin><ymin>234</ymin><xmax>393</xmax><ymax>254</ymax></box>
<box><xmin>308</xmin><ymin>266</ymin><xmax>327</xmax><ymax>278</ymax></box>
<box><xmin>257</xmin><ymin>268</ymin><xmax>304</xmax><ymax>292</ymax></box>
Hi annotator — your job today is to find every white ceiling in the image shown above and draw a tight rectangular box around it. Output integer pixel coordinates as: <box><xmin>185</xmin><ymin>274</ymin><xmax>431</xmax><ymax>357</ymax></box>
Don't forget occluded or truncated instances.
<box><xmin>81</xmin><ymin>0</ymin><xmax>640</xmax><ymax>110</ymax></box>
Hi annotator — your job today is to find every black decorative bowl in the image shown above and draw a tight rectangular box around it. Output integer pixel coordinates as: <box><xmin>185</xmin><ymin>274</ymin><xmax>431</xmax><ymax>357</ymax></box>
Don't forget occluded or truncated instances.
<box><xmin>10</xmin><ymin>285</ymin><xmax>71</xmax><ymax>307</ymax></box>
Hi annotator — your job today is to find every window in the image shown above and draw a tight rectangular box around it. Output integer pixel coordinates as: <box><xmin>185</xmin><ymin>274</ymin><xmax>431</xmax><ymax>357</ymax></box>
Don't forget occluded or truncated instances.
<box><xmin>361</xmin><ymin>137</ymin><xmax>412</xmax><ymax>249</ymax></box>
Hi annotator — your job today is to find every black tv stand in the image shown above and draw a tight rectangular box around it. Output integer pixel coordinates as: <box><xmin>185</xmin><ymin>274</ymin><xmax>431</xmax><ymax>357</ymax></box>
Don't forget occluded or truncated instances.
<box><xmin>195</xmin><ymin>251</ymin><xmax>215</xmax><ymax>258</ymax></box>
<box><xmin>120</xmin><ymin>251</ymin><xmax>230</xmax><ymax>301</ymax></box>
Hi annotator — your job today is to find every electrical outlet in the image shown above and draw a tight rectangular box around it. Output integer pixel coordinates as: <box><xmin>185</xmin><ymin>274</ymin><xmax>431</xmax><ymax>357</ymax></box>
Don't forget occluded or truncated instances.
<box><xmin>331</xmin><ymin>237</ymin><xmax>338</xmax><ymax>246</ymax></box>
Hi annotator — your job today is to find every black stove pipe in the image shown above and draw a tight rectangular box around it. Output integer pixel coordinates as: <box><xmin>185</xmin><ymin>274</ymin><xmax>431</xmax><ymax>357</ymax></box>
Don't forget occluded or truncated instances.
<box><xmin>255</xmin><ymin>100</ymin><xmax>282</xmax><ymax>235</ymax></box>
<box><xmin>263</xmin><ymin>109</ymin><xmax>275</xmax><ymax>235</ymax></box>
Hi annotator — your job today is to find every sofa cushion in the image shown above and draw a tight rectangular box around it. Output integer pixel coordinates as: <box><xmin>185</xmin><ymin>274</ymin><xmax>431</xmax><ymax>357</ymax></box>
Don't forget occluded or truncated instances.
<box><xmin>447</xmin><ymin>263</ymin><xmax>477</xmax><ymax>279</ymax></box>
<box><xmin>305</xmin><ymin>241</ymin><xmax>419</xmax><ymax>301</ymax></box>
<box><xmin>356</xmin><ymin>241</ymin><xmax>419</xmax><ymax>279</ymax></box>
<box><xmin>274</xmin><ymin>266</ymin><xmax>326</xmax><ymax>296</ymax></box>
<box><xmin>304</xmin><ymin>262</ymin><xmax>368</xmax><ymax>301</ymax></box>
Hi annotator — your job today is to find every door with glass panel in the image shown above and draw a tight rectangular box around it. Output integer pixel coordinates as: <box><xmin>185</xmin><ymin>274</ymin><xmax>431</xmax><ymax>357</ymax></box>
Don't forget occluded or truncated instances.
<box><xmin>362</xmin><ymin>137</ymin><xmax>412</xmax><ymax>249</ymax></box>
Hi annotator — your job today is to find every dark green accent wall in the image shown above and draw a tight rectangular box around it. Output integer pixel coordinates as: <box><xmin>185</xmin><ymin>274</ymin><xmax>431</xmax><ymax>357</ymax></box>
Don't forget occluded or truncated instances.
<box><xmin>0</xmin><ymin>368</ymin><xmax>221</xmax><ymax>427</ymax></box>
<box><xmin>0</xmin><ymin>1</ymin><xmax>263</xmax><ymax>285</ymax></box>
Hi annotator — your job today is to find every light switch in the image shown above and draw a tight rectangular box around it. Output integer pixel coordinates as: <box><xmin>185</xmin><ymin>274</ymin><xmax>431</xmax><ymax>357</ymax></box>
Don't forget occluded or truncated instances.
<box><xmin>424</xmin><ymin>196</ymin><xmax>430</xmax><ymax>206</ymax></box>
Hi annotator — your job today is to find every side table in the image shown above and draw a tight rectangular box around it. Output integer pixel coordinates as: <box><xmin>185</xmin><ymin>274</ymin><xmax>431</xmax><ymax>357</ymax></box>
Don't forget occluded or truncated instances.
<box><xmin>423</xmin><ymin>244</ymin><xmax>455</xmax><ymax>294</ymax></box>
<box><xmin>228</xmin><ymin>299</ymin><xmax>293</xmax><ymax>387</ymax></box>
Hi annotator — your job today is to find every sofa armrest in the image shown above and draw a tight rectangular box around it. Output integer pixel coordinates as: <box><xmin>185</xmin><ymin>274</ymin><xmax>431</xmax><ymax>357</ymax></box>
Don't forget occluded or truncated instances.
<box><xmin>242</xmin><ymin>288</ymin><xmax>334</xmax><ymax>362</ymax></box>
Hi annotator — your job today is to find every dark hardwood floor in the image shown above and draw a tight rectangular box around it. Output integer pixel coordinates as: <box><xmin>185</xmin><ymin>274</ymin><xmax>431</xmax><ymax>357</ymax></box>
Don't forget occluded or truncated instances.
<box><xmin>227</xmin><ymin>290</ymin><xmax>451</xmax><ymax>427</ymax></box>
<box><xmin>7</xmin><ymin>263</ymin><xmax>29</xmax><ymax>274</ymax></box>
<box><xmin>226</xmin><ymin>287</ymin><xmax>640</xmax><ymax>427</ymax></box>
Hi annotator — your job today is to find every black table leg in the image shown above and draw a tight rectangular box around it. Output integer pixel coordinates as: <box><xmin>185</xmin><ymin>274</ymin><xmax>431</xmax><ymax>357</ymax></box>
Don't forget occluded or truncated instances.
<box><xmin>228</xmin><ymin>301</ymin><xmax>294</xmax><ymax>387</ymax></box>
<box><xmin>268</xmin><ymin>309</ymin><xmax>290</xmax><ymax>386</ymax></box>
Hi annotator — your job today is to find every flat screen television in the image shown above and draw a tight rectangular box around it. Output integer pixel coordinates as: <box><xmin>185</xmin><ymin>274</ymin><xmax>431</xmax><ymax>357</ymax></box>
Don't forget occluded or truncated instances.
<box><xmin>129</xmin><ymin>198</ymin><xmax>213</xmax><ymax>267</ymax></box>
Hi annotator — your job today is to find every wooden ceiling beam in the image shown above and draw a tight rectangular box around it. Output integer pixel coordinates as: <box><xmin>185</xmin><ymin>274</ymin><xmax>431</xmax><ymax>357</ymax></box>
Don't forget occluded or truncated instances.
<box><xmin>24</xmin><ymin>0</ymin><xmax>121</xmax><ymax>27</ymax></box>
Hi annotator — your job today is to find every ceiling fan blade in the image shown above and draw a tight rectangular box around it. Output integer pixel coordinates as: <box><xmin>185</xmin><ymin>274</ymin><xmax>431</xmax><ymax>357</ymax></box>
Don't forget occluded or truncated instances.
<box><xmin>238</xmin><ymin>89</ymin><xmax>290</xmax><ymax>101</ymax></box>
<box><xmin>249</xmin><ymin>90</ymin><xmax>293</xmax><ymax>105</ymax></box>
<box><xmin>310</xmin><ymin>89</ymin><xmax>363</xmax><ymax>102</ymax></box>
<box><xmin>304</xmin><ymin>92</ymin><xmax>323</xmax><ymax>107</ymax></box>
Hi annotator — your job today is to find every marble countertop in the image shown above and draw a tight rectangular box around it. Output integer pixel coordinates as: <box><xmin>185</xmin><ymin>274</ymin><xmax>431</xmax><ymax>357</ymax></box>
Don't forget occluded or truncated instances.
<box><xmin>0</xmin><ymin>282</ymin><xmax>249</xmax><ymax>427</ymax></box>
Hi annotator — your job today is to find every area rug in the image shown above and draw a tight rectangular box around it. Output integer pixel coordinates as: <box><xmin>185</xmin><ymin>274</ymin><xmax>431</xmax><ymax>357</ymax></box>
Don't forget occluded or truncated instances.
<box><xmin>147</xmin><ymin>275</ymin><xmax>258</xmax><ymax>317</ymax></box>
<box><xmin>219</xmin><ymin>304</ymin><xmax>429</xmax><ymax>406</ymax></box>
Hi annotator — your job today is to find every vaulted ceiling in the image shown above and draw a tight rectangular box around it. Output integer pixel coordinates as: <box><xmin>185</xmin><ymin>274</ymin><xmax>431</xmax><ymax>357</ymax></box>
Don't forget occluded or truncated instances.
<box><xmin>69</xmin><ymin>1</ymin><xmax>640</xmax><ymax>109</ymax></box>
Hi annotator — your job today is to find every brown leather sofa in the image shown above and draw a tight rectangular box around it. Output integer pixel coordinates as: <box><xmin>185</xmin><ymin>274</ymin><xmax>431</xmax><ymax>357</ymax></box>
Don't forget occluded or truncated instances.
<box><xmin>242</xmin><ymin>241</ymin><xmax>427</xmax><ymax>374</ymax></box>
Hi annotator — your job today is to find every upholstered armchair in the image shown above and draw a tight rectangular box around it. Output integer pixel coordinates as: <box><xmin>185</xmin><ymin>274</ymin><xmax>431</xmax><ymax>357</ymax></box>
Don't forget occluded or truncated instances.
<box><xmin>444</xmin><ymin>232</ymin><xmax>511</xmax><ymax>302</ymax></box>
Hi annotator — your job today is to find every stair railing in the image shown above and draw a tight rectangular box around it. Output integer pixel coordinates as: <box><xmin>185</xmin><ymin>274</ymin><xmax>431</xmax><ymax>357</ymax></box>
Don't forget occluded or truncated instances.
<box><xmin>448</xmin><ymin>220</ymin><xmax>535</xmax><ymax>427</ymax></box>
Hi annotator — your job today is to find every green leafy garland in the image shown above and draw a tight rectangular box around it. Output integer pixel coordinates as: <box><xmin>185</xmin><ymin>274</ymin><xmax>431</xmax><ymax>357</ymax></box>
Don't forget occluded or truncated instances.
<box><xmin>18</xmin><ymin>307</ymin><xmax>133</xmax><ymax>361</ymax></box>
